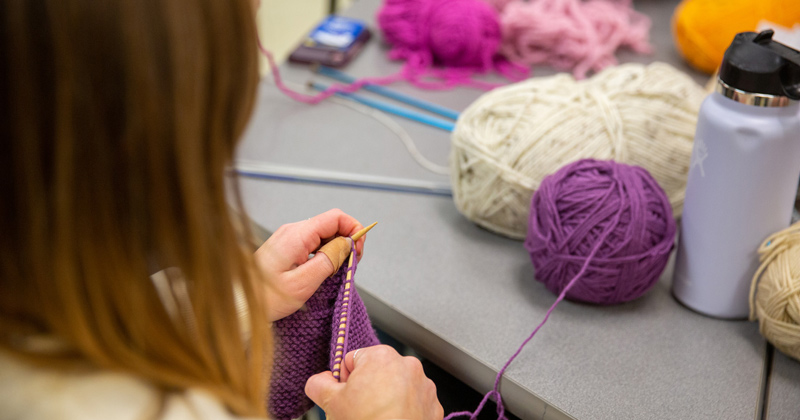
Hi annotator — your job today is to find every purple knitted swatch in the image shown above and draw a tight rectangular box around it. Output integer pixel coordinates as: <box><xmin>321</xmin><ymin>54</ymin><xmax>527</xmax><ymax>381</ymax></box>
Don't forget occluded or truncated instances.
<box><xmin>268</xmin><ymin>243</ymin><xmax>379</xmax><ymax>420</ymax></box>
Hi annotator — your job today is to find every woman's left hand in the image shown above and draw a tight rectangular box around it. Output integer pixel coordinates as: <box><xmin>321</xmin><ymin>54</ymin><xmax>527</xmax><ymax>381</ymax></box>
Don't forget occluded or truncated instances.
<box><xmin>255</xmin><ymin>209</ymin><xmax>365</xmax><ymax>322</ymax></box>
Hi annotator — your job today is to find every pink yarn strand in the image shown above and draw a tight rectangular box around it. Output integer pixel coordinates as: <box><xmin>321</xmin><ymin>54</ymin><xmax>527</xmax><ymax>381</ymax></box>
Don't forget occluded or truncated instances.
<box><xmin>257</xmin><ymin>39</ymin><xmax>404</xmax><ymax>104</ymax></box>
<box><xmin>257</xmin><ymin>38</ymin><xmax>520</xmax><ymax>105</ymax></box>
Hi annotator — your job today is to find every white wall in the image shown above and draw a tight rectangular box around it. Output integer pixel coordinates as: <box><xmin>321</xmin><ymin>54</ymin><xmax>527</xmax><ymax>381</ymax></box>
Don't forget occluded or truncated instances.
<box><xmin>256</xmin><ymin>0</ymin><xmax>355</xmax><ymax>75</ymax></box>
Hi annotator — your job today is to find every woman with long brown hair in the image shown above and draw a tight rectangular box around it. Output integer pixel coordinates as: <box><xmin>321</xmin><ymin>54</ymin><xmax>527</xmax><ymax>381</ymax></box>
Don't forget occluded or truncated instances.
<box><xmin>0</xmin><ymin>0</ymin><xmax>442</xmax><ymax>418</ymax></box>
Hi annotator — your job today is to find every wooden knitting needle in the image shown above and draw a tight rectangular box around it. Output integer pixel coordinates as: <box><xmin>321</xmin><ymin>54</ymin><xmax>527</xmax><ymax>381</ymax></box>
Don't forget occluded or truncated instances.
<box><xmin>317</xmin><ymin>222</ymin><xmax>377</xmax><ymax>276</ymax></box>
<box><xmin>351</xmin><ymin>222</ymin><xmax>377</xmax><ymax>242</ymax></box>
<box><xmin>331</xmin><ymin>222</ymin><xmax>377</xmax><ymax>380</ymax></box>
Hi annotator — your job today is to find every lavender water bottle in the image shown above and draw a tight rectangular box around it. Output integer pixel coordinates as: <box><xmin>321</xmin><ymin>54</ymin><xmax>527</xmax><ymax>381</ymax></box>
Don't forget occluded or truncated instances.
<box><xmin>673</xmin><ymin>30</ymin><xmax>800</xmax><ymax>319</ymax></box>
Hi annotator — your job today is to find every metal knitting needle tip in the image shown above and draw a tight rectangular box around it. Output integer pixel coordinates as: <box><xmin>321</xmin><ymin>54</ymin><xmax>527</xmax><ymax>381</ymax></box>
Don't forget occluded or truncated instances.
<box><xmin>351</xmin><ymin>222</ymin><xmax>377</xmax><ymax>242</ymax></box>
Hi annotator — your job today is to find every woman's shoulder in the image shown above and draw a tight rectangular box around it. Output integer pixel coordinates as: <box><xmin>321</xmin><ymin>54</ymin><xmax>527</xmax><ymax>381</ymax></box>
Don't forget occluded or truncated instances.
<box><xmin>0</xmin><ymin>351</ymin><xmax>253</xmax><ymax>420</ymax></box>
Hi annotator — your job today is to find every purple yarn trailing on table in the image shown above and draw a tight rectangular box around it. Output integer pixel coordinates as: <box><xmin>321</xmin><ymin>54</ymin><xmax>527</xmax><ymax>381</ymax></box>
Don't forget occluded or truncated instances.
<box><xmin>525</xmin><ymin>158</ymin><xmax>676</xmax><ymax>304</ymax></box>
<box><xmin>446</xmin><ymin>159</ymin><xmax>675</xmax><ymax>420</ymax></box>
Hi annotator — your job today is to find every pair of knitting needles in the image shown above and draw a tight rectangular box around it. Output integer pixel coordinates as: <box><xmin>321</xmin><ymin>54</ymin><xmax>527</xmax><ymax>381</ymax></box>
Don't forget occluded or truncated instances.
<box><xmin>310</xmin><ymin>65</ymin><xmax>460</xmax><ymax>132</ymax></box>
<box><xmin>316</xmin><ymin>222</ymin><xmax>377</xmax><ymax>381</ymax></box>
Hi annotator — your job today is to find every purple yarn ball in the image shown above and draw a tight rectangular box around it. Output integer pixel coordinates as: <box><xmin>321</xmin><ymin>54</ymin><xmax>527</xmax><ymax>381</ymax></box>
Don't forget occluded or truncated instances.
<box><xmin>377</xmin><ymin>0</ymin><xmax>501</xmax><ymax>69</ymax></box>
<box><xmin>524</xmin><ymin>159</ymin><xmax>676</xmax><ymax>305</ymax></box>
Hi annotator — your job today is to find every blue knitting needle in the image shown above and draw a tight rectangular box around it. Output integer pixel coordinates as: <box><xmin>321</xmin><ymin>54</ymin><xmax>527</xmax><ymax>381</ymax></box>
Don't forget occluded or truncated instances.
<box><xmin>309</xmin><ymin>81</ymin><xmax>456</xmax><ymax>132</ymax></box>
<box><xmin>316</xmin><ymin>65</ymin><xmax>461</xmax><ymax>121</ymax></box>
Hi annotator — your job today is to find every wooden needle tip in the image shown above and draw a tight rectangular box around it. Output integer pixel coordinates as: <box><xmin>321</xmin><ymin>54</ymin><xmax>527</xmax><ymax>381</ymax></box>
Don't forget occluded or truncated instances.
<box><xmin>351</xmin><ymin>222</ymin><xmax>377</xmax><ymax>242</ymax></box>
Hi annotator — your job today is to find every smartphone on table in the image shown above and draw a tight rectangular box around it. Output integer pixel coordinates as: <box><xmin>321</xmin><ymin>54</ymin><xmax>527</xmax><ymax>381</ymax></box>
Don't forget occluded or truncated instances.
<box><xmin>288</xmin><ymin>15</ymin><xmax>371</xmax><ymax>68</ymax></box>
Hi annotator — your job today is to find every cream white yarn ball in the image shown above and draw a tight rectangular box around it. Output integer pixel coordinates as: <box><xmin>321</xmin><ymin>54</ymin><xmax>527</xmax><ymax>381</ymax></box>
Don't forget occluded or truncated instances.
<box><xmin>450</xmin><ymin>62</ymin><xmax>706</xmax><ymax>239</ymax></box>
<box><xmin>750</xmin><ymin>221</ymin><xmax>800</xmax><ymax>362</ymax></box>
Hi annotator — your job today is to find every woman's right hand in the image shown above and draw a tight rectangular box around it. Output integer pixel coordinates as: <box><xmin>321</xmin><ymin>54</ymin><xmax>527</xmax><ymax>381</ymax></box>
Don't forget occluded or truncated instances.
<box><xmin>305</xmin><ymin>345</ymin><xmax>444</xmax><ymax>420</ymax></box>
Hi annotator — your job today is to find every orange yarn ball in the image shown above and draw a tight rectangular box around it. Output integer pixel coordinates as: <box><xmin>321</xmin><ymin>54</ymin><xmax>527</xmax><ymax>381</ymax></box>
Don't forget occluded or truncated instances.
<box><xmin>672</xmin><ymin>0</ymin><xmax>800</xmax><ymax>74</ymax></box>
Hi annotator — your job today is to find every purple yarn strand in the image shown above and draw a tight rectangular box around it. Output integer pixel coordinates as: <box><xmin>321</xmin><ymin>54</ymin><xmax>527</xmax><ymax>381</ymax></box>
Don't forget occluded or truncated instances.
<box><xmin>446</xmin><ymin>194</ymin><xmax>623</xmax><ymax>420</ymax></box>
<box><xmin>449</xmin><ymin>159</ymin><xmax>675</xmax><ymax>420</ymax></box>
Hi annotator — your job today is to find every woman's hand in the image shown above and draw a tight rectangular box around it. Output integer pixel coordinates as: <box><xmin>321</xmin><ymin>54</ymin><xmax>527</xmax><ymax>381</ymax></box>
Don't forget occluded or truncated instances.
<box><xmin>305</xmin><ymin>345</ymin><xmax>444</xmax><ymax>420</ymax></box>
<box><xmin>255</xmin><ymin>209</ymin><xmax>365</xmax><ymax>322</ymax></box>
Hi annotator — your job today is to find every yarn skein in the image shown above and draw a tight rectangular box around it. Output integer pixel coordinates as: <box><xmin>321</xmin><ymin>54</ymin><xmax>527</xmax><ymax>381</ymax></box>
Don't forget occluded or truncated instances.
<box><xmin>379</xmin><ymin>0</ymin><xmax>499</xmax><ymax>69</ymax></box>
<box><xmin>451</xmin><ymin>62</ymin><xmax>706</xmax><ymax>239</ymax></box>
<box><xmin>526</xmin><ymin>159</ymin><xmax>676</xmax><ymax>304</ymax></box>
<box><xmin>750</xmin><ymin>220</ymin><xmax>800</xmax><ymax>362</ymax></box>
<box><xmin>377</xmin><ymin>0</ymin><xmax>530</xmax><ymax>89</ymax></box>
<box><xmin>673</xmin><ymin>0</ymin><xmax>800</xmax><ymax>74</ymax></box>
<box><xmin>498</xmin><ymin>0</ymin><xmax>652</xmax><ymax>79</ymax></box>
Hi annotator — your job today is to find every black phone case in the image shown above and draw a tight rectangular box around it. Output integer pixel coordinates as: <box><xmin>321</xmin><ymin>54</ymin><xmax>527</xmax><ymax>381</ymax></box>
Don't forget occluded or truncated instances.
<box><xmin>288</xmin><ymin>27</ymin><xmax>372</xmax><ymax>68</ymax></box>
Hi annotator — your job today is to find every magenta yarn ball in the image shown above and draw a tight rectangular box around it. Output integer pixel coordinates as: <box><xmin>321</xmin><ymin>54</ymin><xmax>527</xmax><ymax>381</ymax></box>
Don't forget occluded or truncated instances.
<box><xmin>377</xmin><ymin>0</ymin><xmax>502</xmax><ymax>69</ymax></box>
<box><xmin>376</xmin><ymin>0</ymin><xmax>427</xmax><ymax>54</ymax></box>
<box><xmin>524</xmin><ymin>159</ymin><xmax>676</xmax><ymax>305</ymax></box>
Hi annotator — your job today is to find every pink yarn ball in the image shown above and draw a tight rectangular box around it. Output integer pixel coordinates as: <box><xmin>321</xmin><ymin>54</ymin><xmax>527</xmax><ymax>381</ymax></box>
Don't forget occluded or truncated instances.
<box><xmin>377</xmin><ymin>0</ymin><xmax>502</xmax><ymax>70</ymax></box>
<box><xmin>524</xmin><ymin>159</ymin><xmax>676</xmax><ymax>305</ymax></box>
<box><xmin>499</xmin><ymin>0</ymin><xmax>652</xmax><ymax>78</ymax></box>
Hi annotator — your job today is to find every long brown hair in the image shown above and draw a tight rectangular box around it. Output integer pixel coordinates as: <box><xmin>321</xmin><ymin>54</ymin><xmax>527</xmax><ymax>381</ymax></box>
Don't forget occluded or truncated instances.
<box><xmin>0</xmin><ymin>0</ymin><xmax>270</xmax><ymax>416</ymax></box>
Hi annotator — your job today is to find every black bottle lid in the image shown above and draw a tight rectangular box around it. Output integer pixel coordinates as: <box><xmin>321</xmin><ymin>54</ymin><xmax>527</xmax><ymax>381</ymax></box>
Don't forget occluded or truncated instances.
<box><xmin>719</xmin><ymin>30</ymin><xmax>800</xmax><ymax>100</ymax></box>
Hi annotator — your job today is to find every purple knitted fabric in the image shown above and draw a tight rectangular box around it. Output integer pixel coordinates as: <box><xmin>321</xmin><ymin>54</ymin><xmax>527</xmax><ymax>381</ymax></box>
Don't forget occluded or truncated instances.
<box><xmin>268</xmin><ymin>243</ymin><xmax>379</xmax><ymax>420</ymax></box>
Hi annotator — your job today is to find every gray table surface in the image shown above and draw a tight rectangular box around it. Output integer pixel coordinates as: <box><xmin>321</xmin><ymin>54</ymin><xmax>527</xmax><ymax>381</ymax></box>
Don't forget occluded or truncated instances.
<box><xmin>768</xmin><ymin>351</ymin><xmax>800</xmax><ymax>419</ymax></box>
<box><xmin>238</xmin><ymin>0</ymin><xmax>776</xmax><ymax>418</ymax></box>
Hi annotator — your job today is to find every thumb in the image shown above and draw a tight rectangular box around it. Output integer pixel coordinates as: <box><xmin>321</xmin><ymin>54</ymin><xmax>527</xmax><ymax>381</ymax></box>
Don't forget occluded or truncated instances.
<box><xmin>316</xmin><ymin>237</ymin><xmax>352</xmax><ymax>274</ymax></box>
<box><xmin>305</xmin><ymin>371</ymin><xmax>343</xmax><ymax>410</ymax></box>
